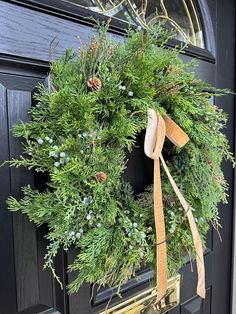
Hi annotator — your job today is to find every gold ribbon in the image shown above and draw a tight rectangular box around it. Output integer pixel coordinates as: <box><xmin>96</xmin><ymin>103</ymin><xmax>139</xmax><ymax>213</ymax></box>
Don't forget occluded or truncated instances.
<box><xmin>144</xmin><ymin>108</ymin><xmax>205</xmax><ymax>301</ymax></box>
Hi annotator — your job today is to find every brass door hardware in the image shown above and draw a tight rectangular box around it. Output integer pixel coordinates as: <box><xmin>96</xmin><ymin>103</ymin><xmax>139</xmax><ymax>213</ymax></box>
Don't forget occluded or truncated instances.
<box><xmin>100</xmin><ymin>274</ymin><xmax>180</xmax><ymax>314</ymax></box>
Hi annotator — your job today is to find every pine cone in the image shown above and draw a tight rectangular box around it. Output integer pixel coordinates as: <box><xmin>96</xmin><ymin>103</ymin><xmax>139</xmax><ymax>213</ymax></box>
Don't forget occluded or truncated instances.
<box><xmin>96</xmin><ymin>172</ymin><xmax>107</xmax><ymax>183</ymax></box>
<box><xmin>87</xmin><ymin>76</ymin><xmax>102</xmax><ymax>91</ymax></box>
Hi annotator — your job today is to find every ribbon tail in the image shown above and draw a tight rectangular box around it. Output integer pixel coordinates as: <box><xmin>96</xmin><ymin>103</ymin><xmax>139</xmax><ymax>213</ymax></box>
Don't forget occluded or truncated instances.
<box><xmin>154</xmin><ymin>158</ymin><xmax>167</xmax><ymax>301</ymax></box>
<box><xmin>160</xmin><ymin>154</ymin><xmax>206</xmax><ymax>299</ymax></box>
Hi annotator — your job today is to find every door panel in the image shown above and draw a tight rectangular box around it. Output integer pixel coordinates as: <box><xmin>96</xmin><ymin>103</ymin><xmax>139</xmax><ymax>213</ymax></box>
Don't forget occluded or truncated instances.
<box><xmin>0</xmin><ymin>0</ymin><xmax>235</xmax><ymax>313</ymax></box>
<box><xmin>0</xmin><ymin>1</ymin><xmax>93</xmax><ymax>62</ymax></box>
<box><xmin>8</xmin><ymin>90</ymin><xmax>39</xmax><ymax>311</ymax></box>
<box><xmin>0</xmin><ymin>82</ymin><xmax>17</xmax><ymax>314</ymax></box>
<box><xmin>0</xmin><ymin>73</ymin><xmax>59</xmax><ymax>313</ymax></box>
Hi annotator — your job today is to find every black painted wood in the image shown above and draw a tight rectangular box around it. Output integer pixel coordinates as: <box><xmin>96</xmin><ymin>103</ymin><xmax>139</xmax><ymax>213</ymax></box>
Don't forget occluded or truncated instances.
<box><xmin>0</xmin><ymin>1</ymin><xmax>216</xmax><ymax>65</ymax></box>
<box><xmin>67</xmin><ymin>249</ymin><xmax>92</xmax><ymax>314</ymax></box>
<box><xmin>211</xmin><ymin>0</ymin><xmax>236</xmax><ymax>313</ymax></box>
<box><xmin>0</xmin><ymin>83</ymin><xmax>18</xmax><ymax>314</ymax></box>
<box><xmin>4</xmin><ymin>0</ymin><xmax>216</xmax><ymax>62</ymax></box>
<box><xmin>0</xmin><ymin>1</ymin><xmax>103</xmax><ymax>62</ymax></box>
<box><xmin>0</xmin><ymin>0</ymin><xmax>235</xmax><ymax>313</ymax></box>
<box><xmin>8</xmin><ymin>89</ymin><xmax>39</xmax><ymax>311</ymax></box>
<box><xmin>181</xmin><ymin>288</ymin><xmax>211</xmax><ymax>314</ymax></box>
<box><xmin>0</xmin><ymin>75</ymin><xmax>59</xmax><ymax>313</ymax></box>
<box><xmin>19</xmin><ymin>304</ymin><xmax>61</xmax><ymax>314</ymax></box>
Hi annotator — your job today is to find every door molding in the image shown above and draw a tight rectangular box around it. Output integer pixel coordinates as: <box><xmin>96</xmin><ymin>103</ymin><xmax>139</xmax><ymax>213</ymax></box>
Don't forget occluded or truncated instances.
<box><xmin>2</xmin><ymin>0</ymin><xmax>215</xmax><ymax>62</ymax></box>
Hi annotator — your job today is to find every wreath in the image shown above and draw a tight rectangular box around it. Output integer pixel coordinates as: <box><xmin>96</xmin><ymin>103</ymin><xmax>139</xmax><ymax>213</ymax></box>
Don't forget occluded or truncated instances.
<box><xmin>8</xmin><ymin>23</ymin><xmax>234</xmax><ymax>295</ymax></box>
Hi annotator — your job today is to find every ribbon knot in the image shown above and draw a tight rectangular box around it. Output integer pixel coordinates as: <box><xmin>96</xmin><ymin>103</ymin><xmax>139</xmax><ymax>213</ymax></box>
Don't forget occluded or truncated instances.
<box><xmin>144</xmin><ymin>108</ymin><xmax>205</xmax><ymax>301</ymax></box>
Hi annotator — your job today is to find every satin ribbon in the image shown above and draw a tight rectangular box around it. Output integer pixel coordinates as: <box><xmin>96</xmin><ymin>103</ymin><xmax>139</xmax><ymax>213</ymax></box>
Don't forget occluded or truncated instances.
<box><xmin>144</xmin><ymin>108</ymin><xmax>205</xmax><ymax>301</ymax></box>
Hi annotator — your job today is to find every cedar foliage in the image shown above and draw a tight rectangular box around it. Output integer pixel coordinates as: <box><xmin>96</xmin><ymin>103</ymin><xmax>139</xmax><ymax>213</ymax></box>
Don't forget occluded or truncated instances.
<box><xmin>7</xmin><ymin>23</ymin><xmax>234</xmax><ymax>294</ymax></box>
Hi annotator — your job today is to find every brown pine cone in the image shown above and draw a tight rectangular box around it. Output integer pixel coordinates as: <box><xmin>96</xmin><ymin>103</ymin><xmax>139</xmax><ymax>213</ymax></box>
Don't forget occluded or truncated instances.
<box><xmin>87</xmin><ymin>76</ymin><xmax>102</xmax><ymax>91</ymax></box>
<box><xmin>95</xmin><ymin>172</ymin><xmax>107</xmax><ymax>183</ymax></box>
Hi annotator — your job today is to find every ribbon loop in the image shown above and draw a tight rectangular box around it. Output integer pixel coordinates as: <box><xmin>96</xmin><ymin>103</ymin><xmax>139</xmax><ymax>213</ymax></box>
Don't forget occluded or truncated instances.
<box><xmin>144</xmin><ymin>109</ymin><xmax>166</xmax><ymax>160</ymax></box>
<box><xmin>144</xmin><ymin>108</ymin><xmax>206</xmax><ymax>301</ymax></box>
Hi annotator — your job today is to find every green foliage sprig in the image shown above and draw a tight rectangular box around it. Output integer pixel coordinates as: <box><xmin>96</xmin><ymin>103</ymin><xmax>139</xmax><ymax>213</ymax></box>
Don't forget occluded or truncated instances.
<box><xmin>7</xmin><ymin>22</ymin><xmax>234</xmax><ymax>294</ymax></box>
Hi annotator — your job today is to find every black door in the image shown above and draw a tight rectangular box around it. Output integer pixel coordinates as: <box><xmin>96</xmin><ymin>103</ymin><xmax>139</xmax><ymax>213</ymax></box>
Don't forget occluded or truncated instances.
<box><xmin>0</xmin><ymin>1</ymin><xmax>235</xmax><ymax>313</ymax></box>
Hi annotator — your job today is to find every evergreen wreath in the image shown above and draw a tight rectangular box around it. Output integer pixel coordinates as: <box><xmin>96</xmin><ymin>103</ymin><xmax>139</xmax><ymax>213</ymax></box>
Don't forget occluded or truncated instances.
<box><xmin>7</xmin><ymin>23</ymin><xmax>234</xmax><ymax>294</ymax></box>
